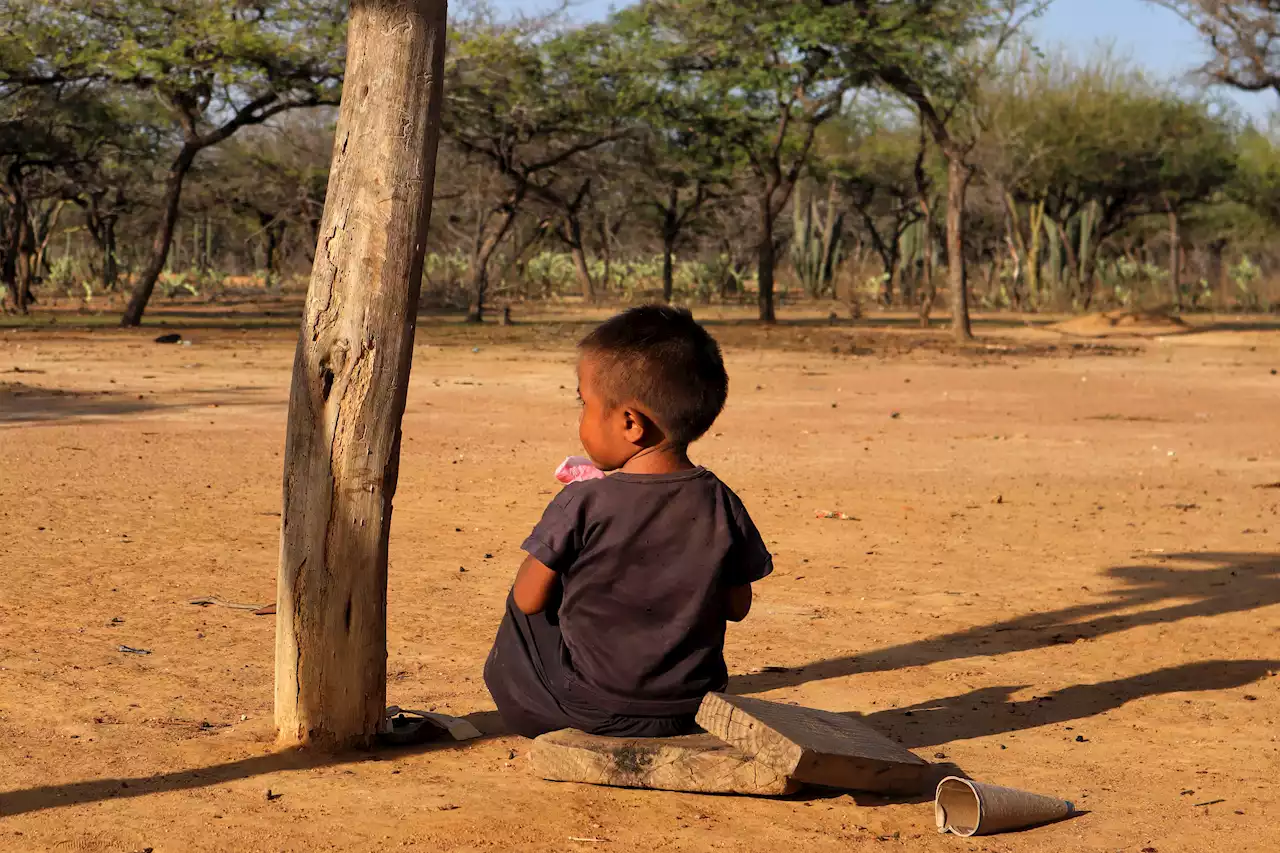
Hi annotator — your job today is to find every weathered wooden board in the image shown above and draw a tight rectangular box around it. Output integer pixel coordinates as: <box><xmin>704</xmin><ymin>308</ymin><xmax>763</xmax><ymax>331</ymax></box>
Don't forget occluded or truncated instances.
<box><xmin>697</xmin><ymin>693</ymin><xmax>928</xmax><ymax>794</ymax></box>
<box><xmin>531</xmin><ymin>729</ymin><xmax>799</xmax><ymax>796</ymax></box>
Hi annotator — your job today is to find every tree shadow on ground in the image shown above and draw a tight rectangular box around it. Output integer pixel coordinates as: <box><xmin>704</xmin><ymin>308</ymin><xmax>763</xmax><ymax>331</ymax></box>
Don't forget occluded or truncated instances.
<box><xmin>0</xmin><ymin>711</ymin><xmax>508</xmax><ymax>819</ymax></box>
<box><xmin>1186</xmin><ymin>318</ymin><xmax>1280</xmax><ymax>333</ymax></box>
<box><xmin>0</xmin><ymin>382</ymin><xmax>273</xmax><ymax>425</ymax></box>
<box><xmin>732</xmin><ymin>552</ymin><xmax>1280</xmax><ymax>695</ymax></box>
<box><xmin>6</xmin><ymin>554</ymin><xmax>1276</xmax><ymax>817</ymax></box>
<box><xmin>860</xmin><ymin>659</ymin><xmax>1277</xmax><ymax>751</ymax></box>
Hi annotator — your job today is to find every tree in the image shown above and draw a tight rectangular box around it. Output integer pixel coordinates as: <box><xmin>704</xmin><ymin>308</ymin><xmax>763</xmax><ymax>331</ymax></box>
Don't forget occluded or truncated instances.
<box><xmin>978</xmin><ymin>56</ymin><xmax>1236</xmax><ymax>307</ymax></box>
<box><xmin>2</xmin><ymin>0</ymin><xmax>346</xmax><ymax>324</ymax></box>
<box><xmin>0</xmin><ymin>85</ymin><xmax>111</xmax><ymax>311</ymax></box>
<box><xmin>444</xmin><ymin>19</ymin><xmax>633</xmax><ymax>321</ymax></box>
<box><xmin>623</xmin><ymin>111</ymin><xmax>732</xmax><ymax>302</ymax></box>
<box><xmin>628</xmin><ymin>0</ymin><xmax>861</xmax><ymax>323</ymax></box>
<box><xmin>202</xmin><ymin>114</ymin><xmax>335</xmax><ymax>288</ymax></box>
<box><xmin>820</xmin><ymin>111</ymin><xmax>924</xmax><ymax>305</ymax></box>
<box><xmin>275</xmin><ymin>0</ymin><xmax>447</xmax><ymax>751</ymax></box>
<box><xmin>1158</xmin><ymin>1</ymin><xmax>1280</xmax><ymax>95</ymax></box>
<box><xmin>59</xmin><ymin>96</ymin><xmax>165</xmax><ymax>294</ymax></box>
<box><xmin>1154</xmin><ymin>99</ymin><xmax>1238</xmax><ymax>309</ymax></box>
<box><xmin>1234</xmin><ymin>124</ymin><xmax>1280</xmax><ymax>223</ymax></box>
<box><xmin>866</xmin><ymin>0</ymin><xmax>1050</xmax><ymax>341</ymax></box>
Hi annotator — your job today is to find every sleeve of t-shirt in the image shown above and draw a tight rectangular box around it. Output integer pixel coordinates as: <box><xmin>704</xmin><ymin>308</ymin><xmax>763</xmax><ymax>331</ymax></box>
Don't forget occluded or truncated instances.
<box><xmin>725</xmin><ymin>501</ymin><xmax>774</xmax><ymax>587</ymax></box>
<box><xmin>520</xmin><ymin>493</ymin><xmax>582</xmax><ymax>572</ymax></box>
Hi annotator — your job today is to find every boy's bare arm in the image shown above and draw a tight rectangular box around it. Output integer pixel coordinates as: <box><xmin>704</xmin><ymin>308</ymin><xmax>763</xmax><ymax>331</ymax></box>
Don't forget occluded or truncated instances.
<box><xmin>513</xmin><ymin>554</ymin><xmax>558</xmax><ymax>615</ymax></box>
<box><xmin>727</xmin><ymin>583</ymin><xmax>753</xmax><ymax>622</ymax></box>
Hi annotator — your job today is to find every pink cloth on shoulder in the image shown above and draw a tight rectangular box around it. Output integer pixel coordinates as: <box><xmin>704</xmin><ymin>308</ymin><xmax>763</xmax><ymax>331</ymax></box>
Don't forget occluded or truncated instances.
<box><xmin>555</xmin><ymin>456</ymin><xmax>605</xmax><ymax>484</ymax></box>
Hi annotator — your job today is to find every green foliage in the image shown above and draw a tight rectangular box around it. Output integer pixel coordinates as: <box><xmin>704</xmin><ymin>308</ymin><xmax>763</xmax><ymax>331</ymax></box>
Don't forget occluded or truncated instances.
<box><xmin>158</xmin><ymin>271</ymin><xmax>197</xmax><ymax>298</ymax></box>
<box><xmin>46</xmin><ymin>255</ymin><xmax>80</xmax><ymax>292</ymax></box>
<box><xmin>1232</xmin><ymin>126</ymin><xmax>1280</xmax><ymax>226</ymax></box>
<box><xmin>1231</xmin><ymin>256</ymin><xmax>1263</xmax><ymax>311</ymax></box>
<box><xmin>5</xmin><ymin>2</ymin><xmax>1279</xmax><ymax>321</ymax></box>
<box><xmin>3</xmin><ymin>1</ymin><xmax>345</xmax><ymax>117</ymax></box>
<box><xmin>424</xmin><ymin>251</ymin><xmax>470</xmax><ymax>285</ymax></box>
<box><xmin>984</xmin><ymin>56</ymin><xmax>1236</xmax><ymax>225</ymax></box>
<box><xmin>445</xmin><ymin>18</ymin><xmax>634</xmax><ymax>175</ymax></box>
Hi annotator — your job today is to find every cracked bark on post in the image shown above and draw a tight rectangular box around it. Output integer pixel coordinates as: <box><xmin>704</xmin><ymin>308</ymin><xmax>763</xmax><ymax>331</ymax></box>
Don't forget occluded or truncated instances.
<box><xmin>274</xmin><ymin>0</ymin><xmax>448</xmax><ymax>751</ymax></box>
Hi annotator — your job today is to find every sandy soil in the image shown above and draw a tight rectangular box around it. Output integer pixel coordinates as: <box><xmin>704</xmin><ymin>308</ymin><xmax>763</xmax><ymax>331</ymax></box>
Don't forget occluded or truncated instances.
<box><xmin>1</xmin><ymin>310</ymin><xmax>1278</xmax><ymax>853</ymax></box>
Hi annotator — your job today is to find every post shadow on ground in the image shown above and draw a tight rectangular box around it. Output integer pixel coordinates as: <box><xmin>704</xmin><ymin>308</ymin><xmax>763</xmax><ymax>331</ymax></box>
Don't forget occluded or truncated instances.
<box><xmin>731</xmin><ymin>552</ymin><xmax>1280</xmax><ymax>695</ymax></box>
<box><xmin>0</xmin><ymin>711</ymin><xmax>507</xmax><ymax>819</ymax></box>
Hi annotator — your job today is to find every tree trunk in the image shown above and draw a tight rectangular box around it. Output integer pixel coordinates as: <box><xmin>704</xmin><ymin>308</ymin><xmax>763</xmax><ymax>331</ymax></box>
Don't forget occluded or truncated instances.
<box><xmin>102</xmin><ymin>217</ymin><xmax>119</xmax><ymax>292</ymax></box>
<box><xmin>466</xmin><ymin>265</ymin><xmax>488</xmax><ymax>324</ymax></box>
<box><xmin>31</xmin><ymin>201</ymin><xmax>65</xmax><ymax>288</ymax></box>
<box><xmin>2</xmin><ymin>172</ymin><xmax>26</xmax><ymax>312</ymax></box>
<box><xmin>597</xmin><ymin>217</ymin><xmax>611</xmax><ymax>294</ymax></box>
<box><xmin>1079</xmin><ymin>241</ymin><xmax>1100</xmax><ymax>310</ymax></box>
<box><xmin>14</xmin><ymin>214</ymin><xmax>33</xmax><ymax>313</ymax></box>
<box><xmin>1167</xmin><ymin>202</ymin><xmax>1181</xmax><ymax>312</ymax></box>
<box><xmin>1000</xmin><ymin>192</ymin><xmax>1024</xmax><ymax>307</ymax></box>
<box><xmin>757</xmin><ymin>195</ymin><xmax>776</xmax><ymax>324</ymax></box>
<box><xmin>199</xmin><ymin>212</ymin><xmax>209</xmax><ymax>268</ymax></box>
<box><xmin>662</xmin><ymin>230</ymin><xmax>676</xmax><ymax>304</ymax></box>
<box><xmin>662</xmin><ymin>195</ymin><xmax>677</xmax><ymax>303</ymax></box>
<box><xmin>121</xmin><ymin>145</ymin><xmax>197</xmax><ymax>326</ymax></box>
<box><xmin>885</xmin><ymin>250</ymin><xmax>900</xmax><ymax>306</ymax></box>
<box><xmin>1056</xmin><ymin>217</ymin><xmax>1078</xmax><ymax>305</ymax></box>
<box><xmin>261</xmin><ymin>213</ymin><xmax>281</xmax><ymax>290</ymax></box>
<box><xmin>818</xmin><ymin>177</ymin><xmax>840</xmax><ymax>299</ymax></box>
<box><xmin>983</xmin><ymin>255</ymin><xmax>998</xmax><ymax>301</ymax></box>
<box><xmin>1207</xmin><ymin>239</ymin><xmax>1226</xmax><ymax>306</ymax></box>
<box><xmin>564</xmin><ymin>214</ymin><xmax>593</xmax><ymax>301</ymax></box>
<box><xmin>275</xmin><ymin>0</ymin><xmax>447</xmax><ymax>751</ymax></box>
<box><xmin>917</xmin><ymin>207</ymin><xmax>935</xmax><ymax>328</ymax></box>
<box><xmin>912</xmin><ymin>121</ymin><xmax>933</xmax><ymax>327</ymax></box>
<box><xmin>467</xmin><ymin>204</ymin><xmax>518</xmax><ymax>323</ymax></box>
<box><xmin>946</xmin><ymin>157</ymin><xmax>972</xmax><ymax>342</ymax></box>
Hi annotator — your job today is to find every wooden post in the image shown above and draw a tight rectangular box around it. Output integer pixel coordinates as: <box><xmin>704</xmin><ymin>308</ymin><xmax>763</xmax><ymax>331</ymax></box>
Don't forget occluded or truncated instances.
<box><xmin>274</xmin><ymin>0</ymin><xmax>448</xmax><ymax>750</ymax></box>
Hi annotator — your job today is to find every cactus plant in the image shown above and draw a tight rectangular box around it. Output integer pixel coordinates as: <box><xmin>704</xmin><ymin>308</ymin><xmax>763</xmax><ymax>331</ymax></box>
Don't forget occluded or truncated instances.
<box><xmin>791</xmin><ymin>180</ymin><xmax>845</xmax><ymax>298</ymax></box>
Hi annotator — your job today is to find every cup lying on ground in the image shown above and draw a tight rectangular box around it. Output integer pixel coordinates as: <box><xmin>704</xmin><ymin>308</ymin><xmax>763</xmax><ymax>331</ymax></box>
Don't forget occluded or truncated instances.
<box><xmin>935</xmin><ymin>775</ymin><xmax>1074</xmax><ymax>837</ymax></box>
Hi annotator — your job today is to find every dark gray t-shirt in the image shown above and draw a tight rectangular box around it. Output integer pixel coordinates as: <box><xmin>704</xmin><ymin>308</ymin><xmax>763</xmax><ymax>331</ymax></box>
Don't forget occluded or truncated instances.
<box><xmin>521</xmin><ymin>467</ymin><xmax>773</xmax><ymax>715</ymax></box>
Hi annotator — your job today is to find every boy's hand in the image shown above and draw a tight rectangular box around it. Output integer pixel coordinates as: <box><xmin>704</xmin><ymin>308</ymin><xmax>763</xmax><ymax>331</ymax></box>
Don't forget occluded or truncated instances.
<box><xmin>513</xmin><ymin>554</ymin><xmax>558</xmax><ymax>615</ymax></box>
<box><xmin>727</xmin><ymin>584</ymin><xmax>753</xmax><ymax>622</ymax></box>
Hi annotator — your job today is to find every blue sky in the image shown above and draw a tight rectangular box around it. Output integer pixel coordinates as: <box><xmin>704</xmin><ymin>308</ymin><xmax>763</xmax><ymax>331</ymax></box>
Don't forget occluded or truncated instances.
<box><xmin>492</xmin><ymin>0</ymin><xmax>1271</xmax><ymax>118</ymax></box>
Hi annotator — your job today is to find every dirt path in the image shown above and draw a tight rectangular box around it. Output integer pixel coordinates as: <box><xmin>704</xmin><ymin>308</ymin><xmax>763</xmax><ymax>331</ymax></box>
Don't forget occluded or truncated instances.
<box><xmin>1</xmin><ymin>319</ymin><xmax>1277</xmax><ymax>852</ymax></box>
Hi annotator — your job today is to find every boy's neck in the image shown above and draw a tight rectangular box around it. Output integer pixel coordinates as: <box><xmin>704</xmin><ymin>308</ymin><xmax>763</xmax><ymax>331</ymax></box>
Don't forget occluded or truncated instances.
<box><xmin>619</xmin><ymin>445</ymin><xmax>695</xmax><ymax>475</ymax></box>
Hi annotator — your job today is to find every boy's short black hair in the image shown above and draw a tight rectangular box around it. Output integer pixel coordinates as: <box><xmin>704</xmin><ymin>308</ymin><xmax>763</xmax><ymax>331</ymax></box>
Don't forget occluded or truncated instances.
<box><xmin>579</xmin><ymin>305</ymin><xmax>728</xmax><ymax>446</ymax></box>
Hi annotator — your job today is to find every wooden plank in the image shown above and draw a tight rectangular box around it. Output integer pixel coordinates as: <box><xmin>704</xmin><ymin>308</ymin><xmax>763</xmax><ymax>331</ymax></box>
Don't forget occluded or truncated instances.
<box><xmin>531</xmin><ymin>730</ymin><xmax>798</xmax><ymax>796</ymax></box>
<box><xmin>696</xmin><ymin>693</ymin><xmax>928</xmax><ymax>794</ymax></box>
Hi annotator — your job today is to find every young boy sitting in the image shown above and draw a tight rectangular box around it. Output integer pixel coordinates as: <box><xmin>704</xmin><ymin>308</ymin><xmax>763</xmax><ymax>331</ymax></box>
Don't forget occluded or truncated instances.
<box><xmin>484</xmin><ymin>305</ymin><xmax>773</xmax><ymax>738</ymax></box>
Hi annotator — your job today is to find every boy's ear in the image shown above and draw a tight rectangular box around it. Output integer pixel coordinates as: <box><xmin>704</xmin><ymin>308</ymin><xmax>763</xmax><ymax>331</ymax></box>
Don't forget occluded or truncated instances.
<box><xmin>620</xmin><ymin>406</ymin><xmax>650</xmax><ymax>445</ymax></box>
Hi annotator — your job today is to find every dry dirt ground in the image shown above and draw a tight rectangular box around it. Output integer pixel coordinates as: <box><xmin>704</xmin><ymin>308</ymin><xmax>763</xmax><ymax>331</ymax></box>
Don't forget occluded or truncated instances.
<box><xmin>1</xmin><ymin>309</ymin><xmax>1278</xmax><ymax>853</ymax></box>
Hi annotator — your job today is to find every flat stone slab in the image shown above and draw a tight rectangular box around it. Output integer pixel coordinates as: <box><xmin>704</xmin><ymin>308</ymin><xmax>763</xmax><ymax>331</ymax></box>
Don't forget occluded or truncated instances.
<box><xmin>531</xmin><ymin>729</ymin><xmax>798</xmax><ymax>796</ymax></box>
<box><xmin>697</xmin><ymin>693</ymin><xmax>928</xmax><ymax>795</ymax></box>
